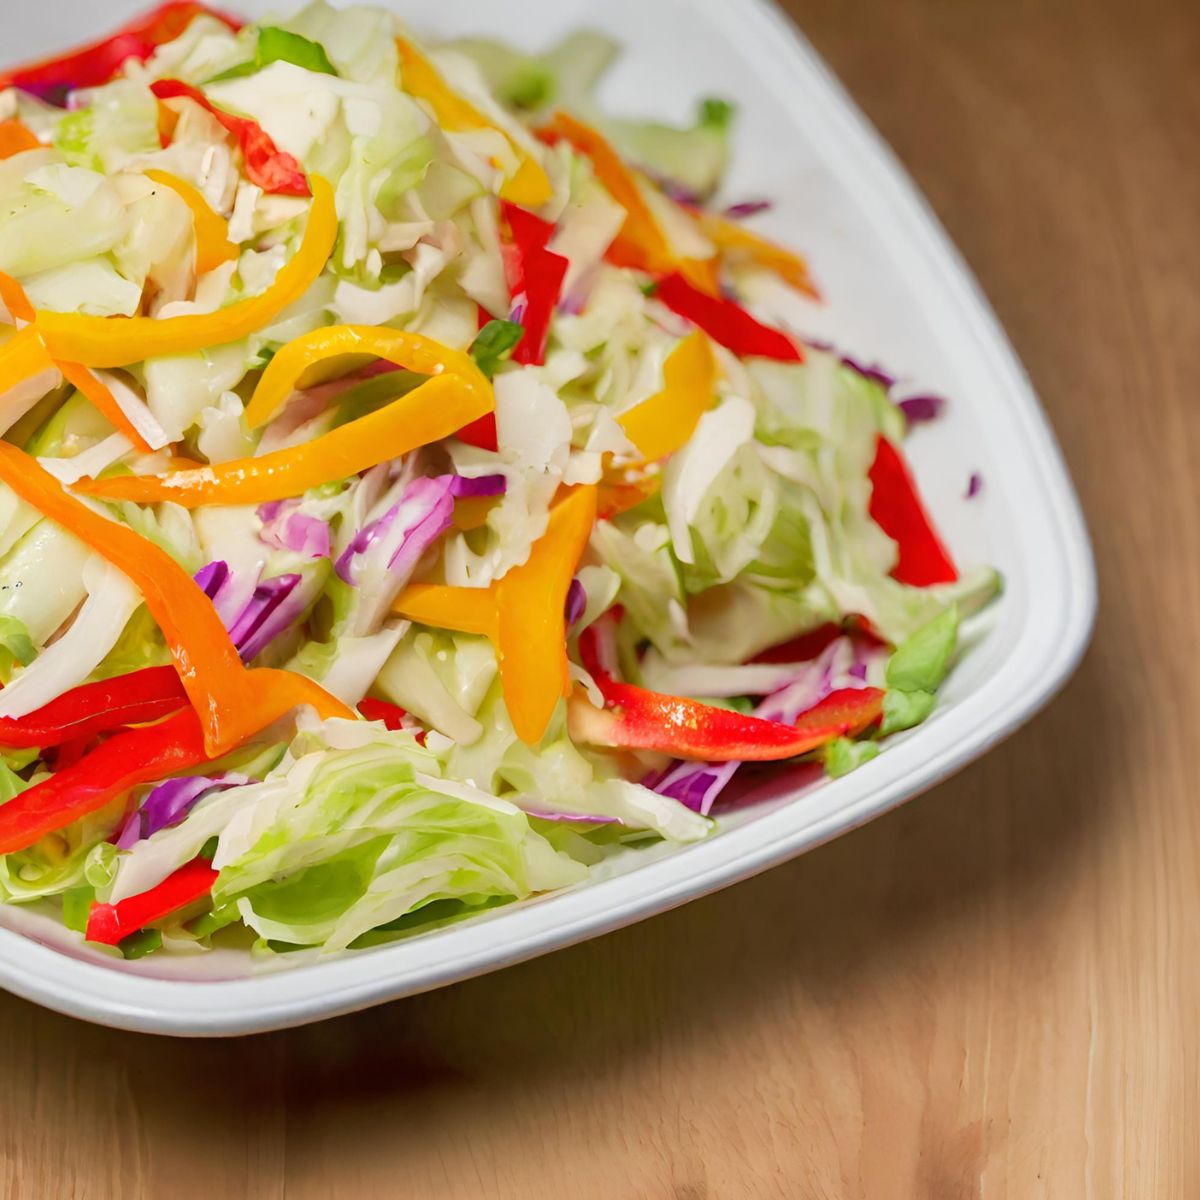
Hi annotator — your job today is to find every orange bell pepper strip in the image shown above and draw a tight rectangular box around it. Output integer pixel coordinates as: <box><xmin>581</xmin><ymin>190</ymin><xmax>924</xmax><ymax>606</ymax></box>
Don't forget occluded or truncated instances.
<box><xmin>56</xmin><ymin>361</ymin><xmax>156</xmax><ymax>453</ymax></box>
<box><xmin>694</xmin><ymin>209</ymin><xmax>820</xmax><ymax>300</ymax></box>
<box><xmin>242</xmin><ymin>324</ymin><xmax>490</xmax><ymax>429</ymax></box>
<box><xmin>393</xmin><ymin>485</ymin><xmax>598</xmax><ymax>744</ymax></box>
<box><xmin>539</xmin><ymin>112</ymin><xmax>717</xmax><ymax>294</ymax></box>
<box><xmin>0</xmin><ymin>442</ymin><xmax>352</xmax><ymax>755</ymax></box>
<box><xmin>74</xmin><ymin>371</ymin><xmax>492</xmax><ymax>507</ymax></box>
<box><xmin>0</xmin><ymin>270</ymin><xmax>36</xmax><ymax>325</ymax></box>
<box><xmin>31</xmin><ymin>174</ymin><xmax>336</xmax><ymax>368</ymax></box>
<box><xmin>395</xmin><ymin>37</ymin><xmax>552</xmax><ymax>209</ymax></box>
<box><xmin>596</xmin><ymin>475</ymin><xmax>660</xmax><ymax>520</ymax></box>
<box><xmin>617</xmin><ymin>331</ymin><xmax>718</xmax><ymax>462</ymax></box>
<box><xmin>0</xmin><ymin>119</ymin><xmax>42</xmax><ymax>159</ymax></box>
<box><xmin>144</xmin><ymin>169</ymin><xmax>239</xmax><ymax>275</ymax></box>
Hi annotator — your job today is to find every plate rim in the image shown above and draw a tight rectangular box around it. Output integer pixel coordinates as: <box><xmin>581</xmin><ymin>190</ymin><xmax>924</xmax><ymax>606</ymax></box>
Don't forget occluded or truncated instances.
<box><xmin>0</xmin><ymin>0</ymin><xmax>1096</xmax><ymax>1035</ymax></box>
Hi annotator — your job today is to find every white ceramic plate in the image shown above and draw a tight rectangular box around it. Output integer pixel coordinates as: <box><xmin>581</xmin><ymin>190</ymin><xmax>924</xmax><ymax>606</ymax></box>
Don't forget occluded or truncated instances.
<box><xmin>0</xmin><ymin>0</ymin><xmax>1095</xmax><ymax>1035</ymax></box>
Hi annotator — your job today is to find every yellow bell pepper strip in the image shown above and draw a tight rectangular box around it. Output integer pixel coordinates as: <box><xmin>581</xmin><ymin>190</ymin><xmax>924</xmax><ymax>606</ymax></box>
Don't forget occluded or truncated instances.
<box><xmin>496</xmin><ymin>486</ymin><xmax>597</xmax><ymax>743</ymax></box>
<box><xmin>393</xmin><ymin>485</ymin><xmax>599</xmax><ymax>744</ymax></box>
<box><xmin>31</xmin><ymin>174</ymin><xmax>337</xmax><ymax>369</ymax></box>
<box><xmin>393</xmin><ymin>584</ymin><xmax>498</xmax><ymax>639</ymax></box>
<box><xmin>0</xmin><ymin>442</ymin><xmax>352</xmax><ymax>754</ymax></box>
<box><xmin>74</xmin><ymin>372</ymin><xmax>491</xmax><ymax>507</ymax></box>
<box><xmin>56</xmin><ymin>361</ymin><xmax>155</xmax><ymax>453</ymax></box>
<box><xmin>144</xmin><ymin>169</ymin><xmax>239</xmax><ymax>275</ymax></box>
<box><xmin>242</xmin><ymin>323</ymin><xmax>490</xmax><ymax>429</ymax></box>
<box><xmin>538</xmin><ymin>112</ymin><xmax>718</xmax><ymax>294</ymax></box>
<box><xmin>617</xmin><ymin>331</ymin><xmax>718</xmax><ymax>462</ymax></box>
<box><xmin>0</xmin><ymin>270</ymin><xmax>35</xmax><ymax>325</ymax></box>
<box><xmin>0</xmin><ymin>119</ymin><xmax>42</xmax><ymax>159</ymax></box>
<box><xmin>694</xmin><ymin>208</ymin><xmax>821</xmax><ymax>300</ymax></box>
<box><xmin>0</xmin><ymin>325</ymin><xmax>57</xmax><ymax>399</ymax></box>
<box><xmin>395</xmin><ymin>36</ymin><xmax>552</xmax><ymax>209</ymax></box>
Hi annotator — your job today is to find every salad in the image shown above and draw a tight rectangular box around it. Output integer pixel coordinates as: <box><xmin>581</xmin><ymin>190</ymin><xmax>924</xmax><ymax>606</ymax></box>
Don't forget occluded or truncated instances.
<box><xmin>0</xmin><ymin>2</ymin><xmax>997</xmax><ymax>961</ymax></box>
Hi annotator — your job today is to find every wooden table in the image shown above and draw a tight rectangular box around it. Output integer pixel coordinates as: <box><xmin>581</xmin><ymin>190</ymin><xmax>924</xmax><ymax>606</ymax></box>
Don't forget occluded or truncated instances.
<box><xmin>2</xmin><ymin>1</ymin><xmax>1197</xmax><ymax>1196</ymax></box>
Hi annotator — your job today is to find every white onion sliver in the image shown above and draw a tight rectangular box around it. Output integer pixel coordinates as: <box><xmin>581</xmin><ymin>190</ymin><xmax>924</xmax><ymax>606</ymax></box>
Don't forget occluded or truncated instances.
<box><xmin>94</xmin><ymin>369</ymin><xmax>172</xmax><ymax>451</ymax></box>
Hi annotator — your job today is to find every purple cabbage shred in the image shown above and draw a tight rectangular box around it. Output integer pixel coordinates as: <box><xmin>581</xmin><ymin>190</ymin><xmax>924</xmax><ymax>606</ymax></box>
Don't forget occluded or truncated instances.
<box><xmin>898</xmin><ymin>394</ymin><xmax>947</xmax><ymax>425</ymax></box>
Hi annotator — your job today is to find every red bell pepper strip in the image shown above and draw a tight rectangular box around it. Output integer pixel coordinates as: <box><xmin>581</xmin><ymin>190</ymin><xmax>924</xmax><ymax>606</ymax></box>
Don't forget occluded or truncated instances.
<box><xmin>0</xmin><ymin>442</ymin><xmax>353</xmax><ymax>755</ymax></box>
<box><xmin>358</xmin><ymin>697</ymin><xmax>428</xmax><ymax>745</ymax></box>
<box><xmin>500</xmin><ymin>202</ymin><xmax>568</xmax><ymax>366</ymax></box>
<box><xmin>573</xmin><ymin>626</ymin><xmax>882</xmax><ymax>761</ymax></box>
<box><xmin>85</xmin><ymin>856</ymin><xmax>219</xmax><ymax>946</ymax></box>
<box><xmin>357</xmin><ymin>698</ymin><xmax>407</xmax><ymax>730</ymax></box>
<box><xmin>654</xmin><ymin>272</ymin><xmax>803</xmax><ymax>362</ymax></box>
<box><xmin>0</xmin><ymin>3</ymin><xmax>243</xmax><ymax>106</ymax></box>
<box><xmin>51</xmin><ymin>734</ymin><xmax>97</xmax><ymax>772</ymax></box>
<box><xmin>571</xmin><ymin>677</ymin><xmax>884</xmax><ymax>762</ymax></box>
<box><xmin>0</xmin><ymin>709</ymin><xmax>211</xmax><ymax>856</ymax></box>
<box><xmin>455</xmin><ymin>412</ymin><xmax>498</xmax><ymax>451</ymax></box>
<box><xmin>750</xmin><ymin>619</ymin><xmax>889</xmax><ymax>665</ymax></box>
<box><xmin>151</xmin><ymin>79</ymin><xmax>310</xmax><ymax>196</ymax></box>
<box><xmin>454</xmin><ymin>308</ymin><xmax>503</xmax><ymax>449</ymax></box>
<box><xmin>867</xmin><ymin>435</ymin><xmax>958</xmax><ymax>587</ymax></box>
<box><xmin>0</xmin><ymin>666</ymin><xmax>188</xmax><ymax>749</ymax></box>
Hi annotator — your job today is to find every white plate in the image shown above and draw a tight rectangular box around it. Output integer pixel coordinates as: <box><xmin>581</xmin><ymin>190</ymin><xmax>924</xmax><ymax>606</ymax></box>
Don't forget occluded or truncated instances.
<box><xmin>0</xmin><ymin>0</ymin><xmax>1095</xmax><ymax>1035</ymax></box>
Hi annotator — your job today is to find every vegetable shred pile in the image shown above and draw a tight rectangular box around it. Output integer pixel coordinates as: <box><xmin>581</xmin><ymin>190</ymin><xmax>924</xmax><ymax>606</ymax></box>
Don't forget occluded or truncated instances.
<box><xmin>0</xmin><ymin>2</ymin><xmax>998</xmax><ymax>959</ymax></box>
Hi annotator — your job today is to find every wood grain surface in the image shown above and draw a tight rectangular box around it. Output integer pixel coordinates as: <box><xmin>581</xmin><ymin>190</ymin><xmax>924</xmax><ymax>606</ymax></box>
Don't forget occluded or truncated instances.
<box><xmin>2</xmin><ymin>0</ymin><xmax>1198</xmax><ymax>1196</ymax></box>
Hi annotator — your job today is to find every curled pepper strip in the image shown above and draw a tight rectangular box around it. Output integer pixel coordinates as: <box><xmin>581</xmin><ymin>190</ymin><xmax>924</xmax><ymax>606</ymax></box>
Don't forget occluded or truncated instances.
<box><xmin>617</xmin><ymin>331</ymin><xmax>718</xmax><ymax>462</ymax></box>
<box><xmin>868</xmin><ymin>435</ymin><xmax>958</xmax><ymax>587</ymax></box>
<box><xmin>393</xmin><ymin>485</ymin><xmax>598</xmax><ymax>745</ymax></box>
<box><xmin>242</xmin><ymin>323</ymin><xmax>491</xmax><ymax>429</ymax></box>
<box><xmin>151</xmin><ymin>80</ymin><xmax>310</xmax><ymax>196</ymax></box>
<box><xmin>33</xmin><ymin>174</ymin><xmax>336</xmax><ymax>368</ymax></box>
<box><xmin>75</xmin><ymin>373</ymin><xmax>492</xmax><ymax>507</ymax></box>
<box><xmin>539</xmin><ymin>112</ymin><xmax>717</xmax><ymax>294</ymax></box>
<box><xmin>144</xmin><ymin>169</ymin><xmax>239</xmax><ymax>275</ymax></box>
<box><xmin>0</xmin><ymin>119</ymin><xmax>42</xmax><ymax>160</ymax></box>
<box><xmin>0</xmin><ymin>442</ymin><xmax>352</xmax><ymax>755</ymax></box>
<box><xmin>695</xmin><ymin>209</ymin><xmax>820</xmax><ymax>300</ymax></box>
<box><xmin>569</xmin><ymin>683</ymin><xmax>885</xmax><ymax>761</ymax></box>
<box><xmin>0</xmin><ymin>2</ymin><xmax>243</xmax><ymax>106</ymax></box>
<box><xmin>572</xmin><ymin>626</ymin><xmax>884</xmax><ymax>761</ymax></box>
<box><xmin>0</xmin><ymin>709</ymin><xmax>211</xmax><ymax>856</ymax></box>
<box><xmin>0</xmin><ymin>666</ymin><xmax>188</xmax><ymax>749</ymax></box>
<box><xmin>395</xmin><ymin>37</ymin><xmax>552</xmax><ymax>209</ymax></box>
<box><xmin>654</xmin><ymin>271</ymin><xmax>803</xmax><ymax>362</ymax></box>
<box><xmin>86</xmin><ymin>855</ymin><xmax>219</xmax><ymax>946</ymax></box>
<box><xmin>0</xmin><ymin>274</ymin><xmax>157</xmax><ymax>450</ymax></box>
